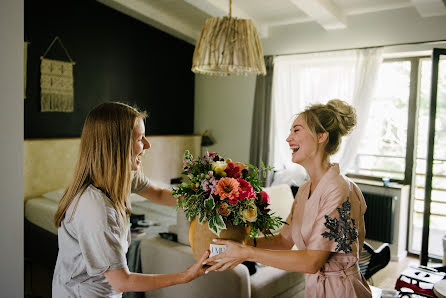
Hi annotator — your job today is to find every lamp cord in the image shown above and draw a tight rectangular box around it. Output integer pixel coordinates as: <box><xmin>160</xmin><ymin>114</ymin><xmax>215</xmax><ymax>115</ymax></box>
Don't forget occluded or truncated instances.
<box><xmin>229</xmin><ymin>0</ymin><xmax>232</xmax><ymax>17</ymax></box>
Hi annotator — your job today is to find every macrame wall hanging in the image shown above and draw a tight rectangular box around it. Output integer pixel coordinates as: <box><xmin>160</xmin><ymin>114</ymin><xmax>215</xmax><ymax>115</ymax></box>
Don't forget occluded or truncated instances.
<box><xmin>40</xmin><ymin>36</ymin><xmax>75</xmax><ymax>112</ymax></box>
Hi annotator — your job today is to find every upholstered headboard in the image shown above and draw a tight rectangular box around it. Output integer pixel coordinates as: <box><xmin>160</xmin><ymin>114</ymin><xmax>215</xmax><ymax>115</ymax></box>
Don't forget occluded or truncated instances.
<box><xmin>24</xmin><ymin>135</ymin><xmax>201</xmax><ymax>199</ymax></box>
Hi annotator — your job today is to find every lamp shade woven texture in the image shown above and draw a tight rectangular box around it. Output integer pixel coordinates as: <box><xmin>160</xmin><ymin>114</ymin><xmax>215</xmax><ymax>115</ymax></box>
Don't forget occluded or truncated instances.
<box><xmin>192</xmin><ymin>16</ymin><xmax>266</xmax><ymax>76</ymax></box>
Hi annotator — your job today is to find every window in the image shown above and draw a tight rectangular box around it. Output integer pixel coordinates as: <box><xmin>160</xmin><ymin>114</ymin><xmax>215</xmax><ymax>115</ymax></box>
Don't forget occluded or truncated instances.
<box><xmin>271</xmin><ymin>52</ymin><xmax>446</xmax><ymax>259</ymax></box>
<box><xmin>349</xmin><ymin>56</ymin><xmax>446</xmax><ymax>258</ymax></box>
<box><xmin>347</xmin><ymin>59</ymin><xmax>412</xmax><ymax>182</ymax></box>
<box><xmin>271</xmin><ymin>48</ymin><xmax>383</xmax><ymax>173</ymax></box>
<box><xmin>411</xmin><ymin>57</ymin><xmax>446</xmax><ymax>258</ymax></box>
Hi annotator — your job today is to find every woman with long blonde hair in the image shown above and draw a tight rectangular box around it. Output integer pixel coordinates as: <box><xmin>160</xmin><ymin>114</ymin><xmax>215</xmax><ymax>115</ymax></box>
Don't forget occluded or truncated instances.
<box><xmin>52</xmin><ymin>102</ymin><xmax>208</xmax><ymax>297</ymax></box>
<box><xmin>204</xmin><ymin>100</ymin><xmax>371</xmax><ymax>298</ymax></box>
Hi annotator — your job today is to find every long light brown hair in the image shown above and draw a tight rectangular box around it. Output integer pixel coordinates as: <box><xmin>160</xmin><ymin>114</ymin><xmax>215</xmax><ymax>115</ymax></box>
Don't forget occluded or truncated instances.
<box><xmin>54</xmin><ymin>102</ymin><xmax>147</xmax><ymax>228</ymax></box>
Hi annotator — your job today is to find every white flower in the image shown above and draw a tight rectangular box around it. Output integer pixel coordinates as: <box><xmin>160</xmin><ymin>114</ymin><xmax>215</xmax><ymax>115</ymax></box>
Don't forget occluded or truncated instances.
<box><xmin>242</xmin><ymin>204</ymin><xmax>258</xmax><ymax>223</ymax></box>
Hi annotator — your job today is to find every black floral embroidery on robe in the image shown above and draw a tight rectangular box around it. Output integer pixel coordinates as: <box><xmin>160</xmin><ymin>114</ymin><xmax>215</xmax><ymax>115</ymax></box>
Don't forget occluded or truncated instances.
<box><xmin>321</xmin><ymin>198</ymin><xmax>358</xmax><ymax>253</ymax></box>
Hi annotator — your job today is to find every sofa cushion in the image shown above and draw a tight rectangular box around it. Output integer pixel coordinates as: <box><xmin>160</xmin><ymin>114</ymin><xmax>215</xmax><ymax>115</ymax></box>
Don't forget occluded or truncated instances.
<box><xmin>251</xmin><ymin>265</ymin><xmax>305</xmax><ymax>298</ymax></box>
<box><xmin>263</xmin><ymin>184</ymin><xmax>295</xmax><ymax>234</ymax></box>
<box><xmin>140</xmin><ymin>236</ymin><xmax>250</xmax><ymax>298</ymax></box>
<box><xmin>41</xmin><ymin>188</ymin><xmax>65</xmax><ymax>203</ymax></box>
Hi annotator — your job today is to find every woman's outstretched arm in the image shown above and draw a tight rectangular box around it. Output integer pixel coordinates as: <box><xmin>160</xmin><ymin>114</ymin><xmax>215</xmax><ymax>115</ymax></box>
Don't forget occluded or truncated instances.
<box><xmin>246</xmin><ymin>233</ymin><xmax>294</xmax><ymax>250</ymax></box>
<box><xmin>204</xmin><ymin>240</ymin><xmax>330</xmax><ymax>274</ymax></box>
<box><xmin>104</xmin><ymin>251</ymin><xmax>209</xmax><ymax>293</ymax></box>
<box><xmin>137</xmin><ymin>184</ymin><xmax>178</xmax><ymax>206</ymax></box>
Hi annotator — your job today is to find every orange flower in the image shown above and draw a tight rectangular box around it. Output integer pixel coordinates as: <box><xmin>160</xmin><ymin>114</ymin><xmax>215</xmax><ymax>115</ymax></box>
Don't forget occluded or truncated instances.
<box><xmin>216</xmin><ymin>202</ymin><xmax>231</xmax><ymax>217</ymax></box>
<box><xmin>215</xmin><ymin>177</ymin><xmax>240</xmax><ymax>201</ymax></box>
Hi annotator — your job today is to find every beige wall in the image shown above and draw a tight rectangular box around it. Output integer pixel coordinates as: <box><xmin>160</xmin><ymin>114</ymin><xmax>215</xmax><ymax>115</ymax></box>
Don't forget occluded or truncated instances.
<box><xmin>0</xmin><ymin>0</ymin><xmax>24</xmax><ymax>296</ymax></box>
<box><xmin>194</xmin><ymin>74</ymin><xmax>256</xmax><ymax>163</ymax></box>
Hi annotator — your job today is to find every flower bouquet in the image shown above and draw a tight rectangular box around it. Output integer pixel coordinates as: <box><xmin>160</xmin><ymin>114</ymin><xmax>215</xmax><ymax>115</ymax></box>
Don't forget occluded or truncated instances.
<box><xmin>173</xmin><ymin>150</ymin><xmax>284</xmax><ymax>260</ymax></box>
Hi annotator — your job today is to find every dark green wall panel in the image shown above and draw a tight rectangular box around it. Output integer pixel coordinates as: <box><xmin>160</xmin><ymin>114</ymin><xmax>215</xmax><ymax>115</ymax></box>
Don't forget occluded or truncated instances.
<box><xmin>24</xmin><ymin>0</ymin><xmax>195</xmax><ymax>138</ymax></box>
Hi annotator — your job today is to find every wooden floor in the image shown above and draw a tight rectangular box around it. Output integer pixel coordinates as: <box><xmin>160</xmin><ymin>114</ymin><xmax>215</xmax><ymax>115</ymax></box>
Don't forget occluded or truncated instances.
<box><xmin>372</xmin><ymin>255</ymin><xmax>420</xmax><ymax>290</ymax></box>
<box><xmin>372</xmin><ymin>254</ymin><xmax>444</xmax><ymax>291</ymax></box>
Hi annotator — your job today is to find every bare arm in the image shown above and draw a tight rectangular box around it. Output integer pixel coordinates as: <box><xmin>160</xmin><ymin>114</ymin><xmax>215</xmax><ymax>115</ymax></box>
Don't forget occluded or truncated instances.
<box><xmin>243</xmin><ymin>246</ymin><xmax>330</xmax><ymax>273</ymax></box>
<box><xmin>246</xmin><ymin>233</ymin><xmax>294</xmax><ymax>250</ymax></box>
<box><xmin>137</xmin><ymin>184</ymin><xmax>177</xmax><ymax>206</ymax></box>
<box><xmin>205</xmin><ymin>239</ymin><xmax>330</xmax><ymax>274</ymax></box>
<box><xmin>105</xmin><ymin>251</ymin><xmax>209</xmax><ymax>293</ymax></box>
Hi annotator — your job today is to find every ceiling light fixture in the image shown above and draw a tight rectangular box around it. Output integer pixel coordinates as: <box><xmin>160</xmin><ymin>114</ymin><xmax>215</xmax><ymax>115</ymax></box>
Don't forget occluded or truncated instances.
<box><xmin>191</xmin><ymin>0</ymin><xmax>266</xmax><ymax>76</ymax></box>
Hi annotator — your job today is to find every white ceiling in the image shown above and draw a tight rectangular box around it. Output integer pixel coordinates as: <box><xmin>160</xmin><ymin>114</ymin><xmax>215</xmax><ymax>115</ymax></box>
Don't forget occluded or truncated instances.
<box><xmin>98</xmin><ymin>0</ymin><xmax>446</xmax><ymax>55</ymax></box>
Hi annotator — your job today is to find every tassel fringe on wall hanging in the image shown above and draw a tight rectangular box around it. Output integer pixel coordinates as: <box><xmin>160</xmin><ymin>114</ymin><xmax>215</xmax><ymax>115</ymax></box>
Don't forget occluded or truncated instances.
<box><xmin>40</xmin><ymin>36</ymin><xmax>75</xmax><ymax>112</ymax></box>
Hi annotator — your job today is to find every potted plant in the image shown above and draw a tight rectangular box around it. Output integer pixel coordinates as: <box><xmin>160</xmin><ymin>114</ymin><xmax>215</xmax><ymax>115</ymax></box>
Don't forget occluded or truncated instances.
<box><xmin>173</xmin><ymin>150</ymin><xmax>284</xmax><ymax>262</ymax></box>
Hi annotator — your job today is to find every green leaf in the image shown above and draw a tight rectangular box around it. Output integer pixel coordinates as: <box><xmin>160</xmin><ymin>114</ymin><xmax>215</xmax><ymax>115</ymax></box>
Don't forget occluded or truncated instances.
<box><xmin>208</xmin><ymin>214</ymin><xmax>226</xmax><ymax>236</ymax></box>
<box><xmin>199</xmin><ymin>211</ymin><xmax>206</xmax><ymax>224</ymax></box>
<box><xmin>215</xmin><ymin>213</ymin><xmax>225</xmax><ymax>229</ymax></box>
<box><xmin>261</xmin><ymin>160</ymin><xmax>266</xmax><ymax>178</ymax></box>
<box><xmin>185</xmin><ymin>209</ymin><xmax>195</xmax><ymax>221</ymax></box>
<box><xmin>208</xmin><ymin>217</ymin><xmax>218</xmax><ymax>235</ymax></box>
<box><xmin>204</xmin><ymin>195</ymin><xmax>215</xmax><ymax>211</ymax></box>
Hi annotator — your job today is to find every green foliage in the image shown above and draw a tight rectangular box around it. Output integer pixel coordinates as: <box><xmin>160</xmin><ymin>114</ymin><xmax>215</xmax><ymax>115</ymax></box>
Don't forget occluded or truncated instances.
<box><xmin>173</xmin><ymin>150</ymin><xmax>282</xmax><ymax>237</ymax></box>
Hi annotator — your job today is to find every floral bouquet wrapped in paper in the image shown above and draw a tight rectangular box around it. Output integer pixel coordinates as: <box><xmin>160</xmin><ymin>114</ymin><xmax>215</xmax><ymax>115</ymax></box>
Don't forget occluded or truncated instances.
<box><xmin>173</xmin><ymin>150</ymin><xmax>284</xmax><ymax>261</ymax></box>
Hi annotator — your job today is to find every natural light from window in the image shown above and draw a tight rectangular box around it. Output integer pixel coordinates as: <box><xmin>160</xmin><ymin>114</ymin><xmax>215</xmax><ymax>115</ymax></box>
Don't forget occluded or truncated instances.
<box><xmin>349</xmin><ymin>61</ymin><xmax>410</xmax><ymax>180</ymax></box>
<box><xmin>411</xmin><ymin>58</ymin><xmax>446</xmax><ymax>257</ymax></box>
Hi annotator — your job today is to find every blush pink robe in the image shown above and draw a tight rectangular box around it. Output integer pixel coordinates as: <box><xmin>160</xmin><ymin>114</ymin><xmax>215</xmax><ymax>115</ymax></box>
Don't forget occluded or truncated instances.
<box><xmin>281</xmin><ymin>164</ymin><xmax>372</xmax><ymax>298</ymax></box>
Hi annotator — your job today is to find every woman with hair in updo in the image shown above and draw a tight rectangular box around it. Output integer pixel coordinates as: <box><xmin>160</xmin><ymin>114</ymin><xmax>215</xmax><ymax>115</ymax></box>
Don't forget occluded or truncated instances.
<box><xmin>204</xmin><ymin>99</ymin><xmax>372</xmax><ymax>297</ymax></box>
<box><xmin>52</xmin><ymin>102</ymin><xmax>208</xmax><ymax>297</ymax></box>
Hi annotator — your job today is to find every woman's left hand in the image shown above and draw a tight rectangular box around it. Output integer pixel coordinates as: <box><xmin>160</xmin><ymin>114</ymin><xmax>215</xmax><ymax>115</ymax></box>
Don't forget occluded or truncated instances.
<box><xmin>204</xmin><ymin>239</ymin><xmax>250</xmax><ymax>273</ymax></box>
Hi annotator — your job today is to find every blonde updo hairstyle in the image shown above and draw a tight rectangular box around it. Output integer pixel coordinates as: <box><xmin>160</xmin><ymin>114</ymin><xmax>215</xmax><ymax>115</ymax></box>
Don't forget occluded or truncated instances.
<box><xmin>299</xmin><ymin>99</ymin><xmax>357</xmax><ymax>161</ymax></box>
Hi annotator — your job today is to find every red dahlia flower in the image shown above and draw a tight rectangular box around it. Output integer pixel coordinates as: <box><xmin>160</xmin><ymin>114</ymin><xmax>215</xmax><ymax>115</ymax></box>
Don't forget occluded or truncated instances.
<box><xmin>237</xmin><ymin>178</ymin><xmax>256</xmax><ymax>201</ymax></box>
<box><xmin>225</xmin><ymin>162</ymin><xmax>242</xmax><ymax>178</ymax></box>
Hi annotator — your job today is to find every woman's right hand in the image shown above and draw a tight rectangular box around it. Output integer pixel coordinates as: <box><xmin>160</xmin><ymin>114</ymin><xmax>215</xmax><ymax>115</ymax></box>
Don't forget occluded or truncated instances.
<box><xmin>182</xmin><ymin>250</ymin><xmax>210</xmax><ymax>283</ymax></box>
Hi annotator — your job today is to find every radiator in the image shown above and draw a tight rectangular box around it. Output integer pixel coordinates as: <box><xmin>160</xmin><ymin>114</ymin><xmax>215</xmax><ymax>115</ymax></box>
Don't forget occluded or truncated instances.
<box><xmin>362</xmin><ymin>192</ymin><xmax>395</xmax><ymax>244</ymax></box>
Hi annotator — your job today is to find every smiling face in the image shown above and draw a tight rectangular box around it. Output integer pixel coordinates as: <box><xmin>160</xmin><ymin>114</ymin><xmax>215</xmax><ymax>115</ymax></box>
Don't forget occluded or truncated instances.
<box><xmin>132</xmin><ymin>117</ymin><xmax>151</xmax><ymax>171</ymax></box>
<box><xmin>286</xmin><ymin>115</ymin><xmax>319</xmax><ymax>166</ymax></box>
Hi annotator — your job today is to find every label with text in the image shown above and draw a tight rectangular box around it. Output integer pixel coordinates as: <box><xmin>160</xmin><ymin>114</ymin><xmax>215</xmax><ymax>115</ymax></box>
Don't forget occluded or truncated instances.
<box><xmin>209</xmin><ymin>244</ymin><xmax>227</xmax><ymax>258</ymax></box>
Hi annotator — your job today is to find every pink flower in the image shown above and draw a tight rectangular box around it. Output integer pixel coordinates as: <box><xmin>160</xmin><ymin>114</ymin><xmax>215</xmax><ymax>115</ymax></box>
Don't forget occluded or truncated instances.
<box><xmin>258</xmin><ymin>191</ymin><xmax>270</xmax><ymax>204</ymax></box>
<box><xmin>201</xmin><ymin>177</ymin><xmax>218</xmax><ymax>194</ymax></box>
<box><xmin>237</xmin><ymin>178</ymin><xmax>256</xmax><ymax>201</ymax></box>
<box><xmin>215</xmin><ymin>178</ymin><xmax>240</xmax><ymax>202</ymax></box>
<box><xmin>203</xmin><ymin>152</ymin><xmax>219</xmax><ymax>164</ymax></box>
<box><xmin>225</xmin><ymin>162</ymin><xmax>242</xmax><ymax>178</ymax></box>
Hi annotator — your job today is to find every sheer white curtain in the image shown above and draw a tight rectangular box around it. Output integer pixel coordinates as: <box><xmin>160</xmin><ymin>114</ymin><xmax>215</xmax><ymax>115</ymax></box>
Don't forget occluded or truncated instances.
<box><xmin>270</xmin><ymin>48</ymin><xmax>383</xmax><ymax>173</ymax></box>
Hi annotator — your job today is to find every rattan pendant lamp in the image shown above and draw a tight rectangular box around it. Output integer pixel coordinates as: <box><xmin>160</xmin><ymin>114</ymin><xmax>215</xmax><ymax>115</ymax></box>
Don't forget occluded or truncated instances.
<box><xmin>191</xmin><ymin>0</ymin><xmax>266</xmax><ymax>76</ymax></box>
